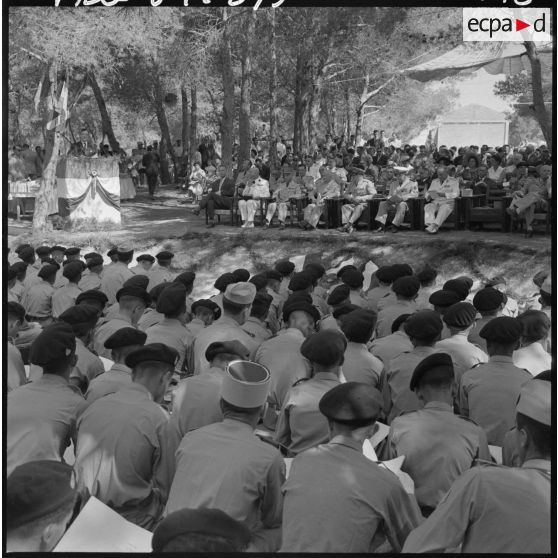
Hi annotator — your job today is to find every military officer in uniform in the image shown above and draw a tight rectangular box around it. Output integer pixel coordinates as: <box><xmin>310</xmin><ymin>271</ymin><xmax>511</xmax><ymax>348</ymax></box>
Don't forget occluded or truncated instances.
<box><xmin>376</xmin><ymin>276</ymin><xmax>420</xmax><ymax>338</ymax></box>
<box><xmin>165</xmin><ymin>360</ymin><xmax>285</xmax><ymax>552</ymax></box>
<box><xmin>459</xmin><ymin>317</ymin><xmax>532</xmax><ymax>446</ymax></box>
<box><xmin>21</xmin><ymin>263</ymin><xmax>58</xmax><ymax>325</ymax></box>
<box><xmin>100</xmin><ymin>246</ymin><xmax>134</xmax><ymax>305</ymax></box>
<box><xmin>275</xmin><ymin>330</ymin><xmax>345</xmax><ymax>455</ymax></box>
<box><xmin>369</xmin><ymin>313</ymin><xmax>413</xmax><ymax>366</ymax></box>
<box><xmin>241</xmin><ymin>292</ymin><xmax>273</xmax><ymax>344</ymax></box>
<box><xmin>403</xmin><ymin>379</ymin><xmax>551</xmax><ymax>553</ymax></box>
<box><xmin>365</xmin><ymin>265</ymin><xmax>396</xmax><ymax>312</ymax></box>
<box><xmin>78</xmin><ymin>255</ymin><xmax>104</xmax><ymax>291</ymax></box>
<box><xmin>319</xmin><ymin>284</ymin><xmax>351</xmax><ymax>331</ymax></box>
<box><xmin>52</xmin><ymin>261</ymin><xmax>83</xmax><ymax>318</ymax></box>
<box><xmin>341</xmin><ymin>269</ymin><xmax>375</xmax><ymax>310</ymax></box>
<box><xmin>130</xmin><ymin>254</ymin><xmax>155</xmax><ymax>276</ymax></box>
<box><xmin>274</xmin><ymin>259</ymin><xmax>295</xmax><ymax>297</ymax></box>
<box><xmin>513</xmin><ymin>310</ymin><xmax>552</xmax><ymax>375</ymax></box>
<box><xmin>147</xmin><ymin>251</ymin><xmax>176</xmax><ymax>291</ymax></box>
<box><xmin>75</xmin><ymin>289</ymin><xmax>108</xmax><ymax>317</ymax></box>
<box><xmin>209</xmin><ymin>272</ymin><xmax>237</xmax><ymax>313</ymax></box>
<box><xmin>186</xmin><ymin>299</ymin><xmax>221</xmax><ymax>338</ymax></box>
<box><xmin>7</xmin><ymin>302</ymin><xmax>28</xmax><ymax>392</ymax></box>
<box><xmin>75</xmin><ymin>343</ymin><xmax>178</xmax><ymax>529</ymax></box>
<box><xmin>280</xmin><ymin>382</ymin><xmax>422</xmax><ymax>552</ymax></box>
<box><xmin>137</xmin><ymin>283</ymin><xmax>167</xmax><ymax>332</ymax></box>
<box><xmin>385</xmin><ymin>353</ymin><xmax>490</xmax><ymax>515</ymax></box>
<box><xmin>468</xmin><ymin>287</ymin><xmax>506</xmax><ymax>352</ymax></box>
<box><xmin>338</xmin><ymin>163</ymin><xmax>377</xmax><ymax>233</ymax></box>
<box><xmin>428</xmin><ymin>289</ymin><xmax>461</xmax><ymax>339</ymax></box>
<box><xmin>7</xmin><ymin>322</ymin><xmax>83</xmax><ymax>475</ymax></box>
<box><xmin>85</xmin><ymin>327</ymin><xmax>147</xmax><ymax>403</ymax></box>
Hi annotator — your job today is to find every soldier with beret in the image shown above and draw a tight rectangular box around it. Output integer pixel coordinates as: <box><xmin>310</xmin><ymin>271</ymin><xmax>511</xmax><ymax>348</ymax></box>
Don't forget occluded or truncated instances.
<box><xmin>435</xmin><ymin>302</ymin><xmax>488</xmax><ymax>381</ymax></box>
<box><xmin>18</xmin><ymin>246</ymin><xmax>39</xmax><ymax>289</ymax></box>
<box><xmin>85</xmin><ymin>327</ymin><xmax>147</xmax><ymax>404</ymax></box>
<box><xmin>137</xmin><ymin>282</ymin><xmax>167</xmax><ymax>332</ymax></box>
<box><xmin>93</xmin><ymin>285</ymin><xmax>150</xmax><ymax>359</ymax></box>
<box><xmin>404</xmin><ymin>379</ymin><xmax>551</xmax><ymax>553</ymax></box>
<box><xmin>75</xmin><ymin>289</ymin><xmax>108</xmax><ymax>317</ymax></box>
<box><xmin>186</xmin><ymin>299</ymin><xmax>221</xmax><ymax>338</ymax></box>
<box><xmin>281</xmin><ymin>382</ymin><xmax>422</xmax><ymax>552</ymax></box>
<box><xmin>428</xmin><ymin>289</ymin><xmax>461</xmax><ymax>340</ymax></box>
<box><xmin>75</xmin><ymin>343</ymin><xmax>178</xmax><ymax>529</ymax></box>
<box><xmin>193</xmin><ymin>282</ymin><xmax>260</xmax><ymax>374</ymax></box>
<box><xmin>341</xmin><ymin>309</ymin><xmax>383</xmax><ymax>387</ymax></box>
<box><xmin>319</xmin><ymin>284</ymin><xmax>352</xmax><ymax>331</ymax></box>
<box><xmin>9</xmin><ymin>261</ymin><xmax>28</xmax><ymax>301</ymax></box>
<box><xmin>152</xmin><ymin>508</ymin><xmax>252</xmax><ymax>552</ymax></box>
<box><xmin>7</xmin><ymin>322</ymin><xmax>83</xmax><ymax>476</ymax></box>
<box><xmin>366</xmin><ymin>266</ymin><xmax>396</xmax><ymax>312</ymax></box>
<box><xmin>242</xmin><ymin>292</ymin><xmax>273</xmax><ymax>344</ymax></box>
<box><xmin>59</xmin><ymin>304</ymin><xmax>105</xmax><ymax>393</ymax></box>
<box><xmin>147</xmin><ymin>251</ymin><xmax>176</xmax><ymax>291</ymax></box>
<box><xmin>6</xmin><ymin>460</ymin><xmax>79</xmax><ymax>552</ymax></box>
<box><xmin>459</xmin><ymin>317</ymin><xmax>532</xmax><ymax>446</ymax></box>
<box><xmin>145</xmin><ymin>282</ymin><xmax>193</xmax><ymax>373</ymax></box>
<box><xmin>275</xmin><ymin>330</ymin><xmax>345</xmax><ymax>455</ymax></box>
<box><xmin>7</xmin><ymin>302</ymin><xmax>28</xmax><ymax>392</ymax></box>
<box><xmin>20</xmin><ymin>263</ymin><xmax>58</xmax><ymax>325</ymax></box>
<box><xmin>341</xmin><ymin>269</ymin><xmax>375</xmax><ymax>310</ymax></box>
<box><xmin>382</xmin><ymin>309</ymin><xmax>443</xmax><ymax>423</ymax></box>
<box><xmin>100</xmin><ymin>246</ymin><xmax>134</xmax><ymax>305</ymax></box>
<box><xmin>209</xmin><ymin>272</ymin><xmax>237</xmax><ymax>313</ymax></box>
<box><xmin>414</xmin><ymin>265</ymin><xmax>439</xmax><ymax>309</ymax></box>
<box><xmin>264</xmin><ymin>269</ymin><xmax>286</xmax><ymax>332</ymax></box>
<box><xmin>130</xmin><ymin>253</ymin><xmax>155</xmax><ymax>276</ymax></box>
<box><xmin>385</xmin><ymin>353</ymin><xmax>490</xmax><ymax>515</ymax></box>
<box><xmin>513</xmin><ymin>310</ymin><xmax>552</xmax><ymax>376</ymax></box>
<box><xmin>375</xmin><ymin>264</ymin><xmax>415</xmax><ymax>312</ymax></box>
<box><xmin>273</xmin><ymin>258</ymin><xmax>295</xmax><ymax>296</ymax></box>
<box><xmin>173</xmin><ymin>270</ymin><xmax>196</xmax><ymax>315</ymax></box>
<box><xmin>443</xmin><ymin>277</ymin><xmax>472</xmax><ymax>302</ymax></box>
<box><xmin>165</xmin><ymin>361</ymin><xmax>285</xmax><ymax>552</ymax></box>
<box><xmin>468</xmin><ymin>287</ymin><xmax>506</xmax><ymax>352</ymax></box>
<box><xmin>65</xmin><ymin>246</ymin><xmax>82</xmax><ymax>262</ymax></box>
<box><xmin>232</xmin><ymin>268</ymin><xmax>251</xmax><ymax>283</ymax></box>
<box><xmin>52</xmin><ymin>261</ymin><xmax>84</xmax><ymax>318</ymax></box>
<box><xmin>35</xmin><ymin>245</ymin><xmax>52</xmax><ymax>263</ymax></box>
<box><xmin>50</xmin><ymin>245</ymin><xmax>67</xmax><ymax>265</ymax></box>
<box><xmin>255</xmin><ymin>298</ymin><xmax>319</xmax><ymax>425</ymax></box>
<box><xmin>369</xmin><ymin>313</ymin><xmax>413</xmax><ymax>366</ymax></box>
<box><xmin>375</xmin><ymin>276</ymin><xmax>420</xmax><ymax>338</ymax></box>
<box><xmin>78</xmin><ymin>255</ymin><xmax>104</xmax><ymax>291</ymax></box>
<box><xmin>105</xmin><ymin>247</ymin><xmax>119</xmax><ymax>267</ymax></box>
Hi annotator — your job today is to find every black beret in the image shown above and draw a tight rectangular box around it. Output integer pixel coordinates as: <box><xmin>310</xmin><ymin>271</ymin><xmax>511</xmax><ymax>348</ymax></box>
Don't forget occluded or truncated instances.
<box><xmin>151</xmin><ymin>508</ymin><xmax>251</xmax><ymax>553</ymax></box>
<box><xmin>429</xmin><ymin>289</ymin><xmax>461</xmax><ymax>308</ymax></box>
<box><xmin>104</xmin><ymin>327</ymin><xmax>147</xmax><ymax>349</ymax></box>
<box><xmin>191</xmin><ymin>299</ymin><xmax>222</xmax><ymax>320</ymax></box>
<box><xmin>416</xmin><ymin>266</ymin><xmax>438</xmax><ymax>284</ymax></box>
<box><xmin>38</xmin><ymin>263</ymin><xmax>59</xmax><ymax>280</ymax></box>
<box><xmin>214</xmin><ymin>272</ymin><xmax>236</xmax><ymax>292</ymax></box>
<box><xmin>18</xmin><ymin>246</ymin><xmax>35</xmax><ymax>261</ymax></box>
<box><xmin>65</xmin><ymin>247</ymin><xmax>81</xmax><ymax>257</ymax></box>
<box><xmin>327</xmin><ymin>284</ymin><xmax>351</xmax><ymax>306</ymax></box>
<box><xmin>174</xmin><ymin>271</ymin><xmax>196</xmax><ymax>287</ymax></box>
<box><xmin>156</xmin><ymin>250</ymin><xmax>174</xmax><ymax>261</ymax></box>
<box><xmin>283</xmin><ymin>300</ymin><xmax>320</xmax><ymax>324</ymax></box>
<box><xmin>205</xmin><ymin>340</ymin><xmax>250</xmax><ymax>362</ymax></box>
<box><xmin>392</xmin><ymin>313</ymin><xmax>412</xmax><ymax>333</ymax></box>
<box><xmin>125</xmin><ymin>343</ymin><xmax>179</xmax><ymax>369</ymax></box>
<box><xmin>284</xmin><ymin>292</ymin><xmax>313</xmax><ymax>306</ymax></box>
<box><xmin>62</xmin><ymin>261</ymin><xmax>83</xmax><ymax>281</ymax></box>
<box><xmin>410</xmin><ymin>352</ymin><xmax>454</xmax><ymax>391</ymax></box>
<box><xmin>86</xmin><ymin>255</ymin><xmax>104</xmax><ymax>269</ymax></box>
<box><xmin>136</xmin><ymin>254</ymin><xmax>155</xmax><ymax>263</ymax></box>
<box><xmin>473</xmin><ymin>287</ymin><xmax>506</xmax><ymax>313</ymax></box>
<box><xmin>404</xmin><ymin>310</ymin><xmax>443</xmax><ymax>340</ymax></box>
<box><xmin>76</xmin><ymin>290</ymin><xmax>108</xmax><ymax>306</ymax></box>
<box><xmin>391</xmin><ymin>263</ymin><xmax>414</xmax><ymax>279</ymax></box>
<box><xmin>123</xmin><ymin>274</ymin><xmax>150</xmax><ymax>290</ymax></box>
<box><xmin>156</xmin><ymin>282</ymin><xmax>187</xmax><ymax>314</ymax></box>
<box><xmin>301</xmin><ymin>329</ymin><xmax>347</xmax><ymax>366</ymax></box>
<box><xmin>340</xmin><ymin>309</ymin><xmax>377</xmax><ymax>343</ymax></box>
<box><xmin>40</xmin><ymin>257</ymin><xmax>57</xmax><ymax>267</ymax></box>
<box><xmin>265</xmin><ymin>269</ymin><xmax>282</xmax><ymax>282</ymax></box>
<box><xmin>10</xmin><ymin>261</ymin><xmax>28</xmax><ymax>274</ymax></box>
<box><xmin>479</xmin><ymin>316</ymin><xmax>522</xmax><ymax>344</ymax></box>
<box><xmin>375</xmin><ymin>265</ymin><xmax>396</xmax><ymax>284</ymax></box>
<box><xmin>51</xmin><ymin>245</ymin><xmax>67</xmax><ymax>253</ymax></box>
<box><xmin>8</xmin><ymin>267</ymin><xmax>17</xmax><ymax>281</ymax></box>
<box><xmin>336</xmin><ymin>264</ymin><xmax>357</xmax><ymax>279</ymax></box>
<box><xmin>15</xmin><ymin>243</ymin><xmax>32</xmax><ymax>254</ymax></box>
<box><xmin>392</xmin><ymin>276</ymin><xmax>420</xmax><ymax>298</ymax></box>
<box><xmin>58</xmin><ymin>304</ymin><xmax>99</xmax><ymax>328</ymax></box>
<box><xmin>289</xmin><ymin>271</ymin><xmax>314</xmax><ymax>292</ymax></box>
<box><xmin>274</xmin><ymin>259</ymin><xmax>295</xmax><ymax>276</ymax></box>
<box><xmin>7</xmin><ymin>302</ymin><xmax>26</xmax><ymax>320</ymax></box>
<box><xmin>116</xmin><ymin>286</ymin><xmax>151</xmax><ymax>306</ymax></box>
<box><xmin>249</xmin><ymin>273</ymin><xmax>269</xmax><ymax>292</ymax></box>
<box><xmin>84</xmin><ymin>252</ymin><xmax>102</xmax><ymax>260</ymax></box>
<box><xmin>251</xmin><ymin>292</ymin><xmax>273</xmax><ymax>315</ymax></box>
<box><xmin>319</xmin><ymin>382</ymin><xmax>383</xmax><ymax>423</ymax></box>
<box><xmin>116</xmin><ymin>246</ymin><xmax>134</xmax><ymax>258</ymax></box>
<box><xmin>6</xmin><ymin>460</ymin><xmax>76</xmax><ymax>529</ymax></box>
<box><xmin>332</xmin><ymin>303</ymin><xmax>360</xmax><ymax>320</ymax></box>
<box><xmin>107</xmin><ymin>247</ymin><xmax>118</xmax><ymax>257</ymax></box>
<box><xmin>29</xmin><ymin>322</ymin><xmax>76</xmax><ymax>366</ymax></box>
<box><xmin>35</xmin><ymin>246</ymin><xmax>52</xmax><ymax>257</ymax></box>
<box><xmin>304</xmin><ymin>262</ymin><xmax>326</xmax><ymax>279</ymax></box>
<box><xmin>342</xmin><ymin>269</ymin><xmax>364</xmax><ymax>289</ymax></box>
<box><xmin>443</xmin><ymin>278</ymin><xmax>471</xmax><ymax>301</ymax></box>
<box><xmin>149</xmin><ymin>282</ymin><xmax>169</xmax><ymax>302</ymax></box>
<box><xmin>443</xmin><ymin>302</ymin><xmax>477</xmax><ymax>328</ymax></box>
<box><xmin>63</xmin><ymin>259</ymin><xmax>86</xmax><ymax>271</ymax></box>
<box><xmin>232</xmin><ymin>268</ymin><xmax>251</xmax><ymax>283</ymax></box>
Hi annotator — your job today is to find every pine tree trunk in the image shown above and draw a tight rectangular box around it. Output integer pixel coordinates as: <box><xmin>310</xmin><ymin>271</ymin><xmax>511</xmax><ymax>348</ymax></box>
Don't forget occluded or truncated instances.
<box><xmin>88</xmin><ymin>70</ymin><xmax>123</xmax><ymax>155</ymax></box>
<box><xmin>239</xmin><ymin>10</ymin><xmax>255</xmax><ymax>166</ymax></box>
<box><xmin>220</xmin><ymin>7</ymin><xmax>234</xmax><ymax>171</ymax></box>
<box><xmin>268</xmin><ymin>9</ymin><xmax>279</xmax><ymax>168</ymax></box>
<box><xmin>180</xmin><ymin>85</ymin><xmax>190</xmax><ymax>176</ymax></box>
<box><xmin>344</xmin><ymin>87</ymin><xmax>351</xmax><ymax>140</ymax></box>
<box><xmin>189</xmin><ymin>86</ymin><xmax>198</xmax><ymax>167</ymax></box>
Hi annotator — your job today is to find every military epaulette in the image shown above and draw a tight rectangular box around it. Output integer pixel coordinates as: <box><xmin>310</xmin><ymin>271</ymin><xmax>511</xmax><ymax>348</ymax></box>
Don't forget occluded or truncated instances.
<box><xmin>241</xmin><ymin>329</ymin><xmax>256</xmax><ymax>338</ymax></box>
<box><xmin>292</xmin><ymin>377</ymin><xmax>310</xmax><ymax>387</ymax></box>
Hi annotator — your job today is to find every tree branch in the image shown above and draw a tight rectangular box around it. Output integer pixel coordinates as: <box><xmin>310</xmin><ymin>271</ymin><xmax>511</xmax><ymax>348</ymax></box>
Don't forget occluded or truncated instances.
<box><xmin>359</xmin><ymin>75</ymin><xmax>396</xmax><ymax>109</ymax></box>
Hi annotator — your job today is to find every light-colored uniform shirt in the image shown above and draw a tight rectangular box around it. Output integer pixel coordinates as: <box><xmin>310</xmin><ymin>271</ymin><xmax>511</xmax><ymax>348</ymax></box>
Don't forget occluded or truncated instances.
<box><xmin>137</xmin><ymin>308</ymin><xmax>164</xmax><ymax>332</ymax></box>
<box><xmin>242</xmin><ymin>316</ymin><xmax>273</xmax><ymax>345</ymax></box>
<box><xmin>370</xmin><ymin>330</ymin><xmax>413</xmax><ymax>365</ymax></box>
<box><xmin>376</xmin><ymin>300</ymin><xmax>418</xmax><ymax>339</ymax></box>
<box><xmin>192</xmin><ymin>316</ymin><xmax>260</xmax><ymax>375</ymax></box>
<box><xmin>255</xmin><ymin>328</ymin><xmax>311</xmax><ymax>411</ymax></box>
<box><xmin>7</xmin><ymin>374</ymin><xmax>83</xmax><ymax>476</ymax></box>
<box><xmin>426</xmin><ymin>176</ymin><xmax>460</xmax><ymax>205</ymax></box>
<box><xmin>343</xmin><ymin>342</ymin><xmax>383</xmax><ymax>387</ymax></box>
<box><xmin>458</xmin><ymin>356</ymin><xmax>532</xmax><ymax>446</ymax></box>
<box><xmin>513</xmin><ymin>342</ymin><xmax>552</xmax><ymax>376</ymax></box>
<box><xmin>387</xmin><ymin>401</ymin><xmax>490</xmax><ymax>509</ymax></box>
<box><xmin>281</xmin><ymin>435</ymin><xmax>422</xmax><ymax>553</ymax></box>
<box><xmin>185</xmin><ymin>317</ymin><xmax>205</xmax><ymax>339</ymax></box>
<box><xmin>78</xmin><ymin>271</ymin><xmax>102</xmax><ymax>291</ymax></box>
<box><xmin>85</xmin><ymin>363</ymin><xmax>132</xmax><ymax>403</ymax></box>
<box><xmin>349</xmin><ymin>290</ymin><xmax>376</xmax><ymax>310</ymax></box>
<box><xmin>21</xmin><ymin>279</ymin><xmax>54</xmax><ymax>317</ymax></box>
<box><xmin>7</xmin><ymin>341</ymin><xmax>27</xmax><ymax>392</ymax></box>
<box><xmin>53</xmin><ymin>267</ymin><xmax>69</xmax><ymax>289</ymax></box>
<box><xmin>101</xmin><ymin>262</ymin><xmax>134</xmax><ymax>305</ymax></box>
<box><xmin>93</xmin><ymin>313</ymin><xmax>134</xmax><ymax>359</ymax></box>
<box><xmin>467</xmin><ymin>315</ymin><xmax>497</xmax><ymax>353</ymax></box>
<box><xmin>382</xmin><ymin>346</ymin><xmax>438</xmax><ymax>424</ymax></box>
<box><xmin>147</xmin><ymin>265</ymin><xmax>175</xmax><ymax>291</ymax></box>
<box><xmin>402</xmin><ymin>460</ymin><xmax>551</xmax><ymax>553</ymax></box>
<box><xmin>145</xmin><ymin>318</ymin><xmax>193</xmax><ymax>373</ymax></box>
<box><xmin>75</xmin><ymin>383</ymin><xmax>169</xmax><ymax>529</ymax></box>
<box><xmin>275</xmin><ymin>372</ymin><xmax>340</xmax><ymax>455</ymax></box>
<box><xmin>366</xmin><ymin>284</ymin><xmax>392</xmax><ymax>312</ymax></box>
<box><xmin>436</xmin><ymin>332</ymin><xmax>488</xmax><ymax>382</ymax></box>
<box><xmin>71</xmin><ymin>338</ymin><xmax>105</xmax><ymax>391</ymax></box>
<box><xmin>52</xmin><ymin>283</ymin><xmax>82</xmax><ymax>318</ymax></box>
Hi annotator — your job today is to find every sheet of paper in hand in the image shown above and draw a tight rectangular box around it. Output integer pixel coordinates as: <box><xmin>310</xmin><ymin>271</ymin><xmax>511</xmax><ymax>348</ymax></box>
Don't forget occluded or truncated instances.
<box><xmin>327</xmin><ymin>257</ymin><xmax>355</xmax><ymax>276</ymax></box>
<box><xmin>291</xmin><ymin>255</ymin><xmax>306</xmax><ymax>272</ymax></box>
<box><xmin>362</xmin><ymin>442</ymin><xmax>415</xmax><ymax>495</ymax></box>
<box><xmin>284</xmin><ymin>458</ymin><xmax>293</xmax><ymax>479</ymax></box>
<box><xmin>362</xmin><ymin>260</ymin><xmax>379</xmax><ymax>292</ymax></box>
<box><xmin>53</xmin><ymin>497</ymin><xmax>153</xmax><ymax>553</ymax></box>
<box><xmin>99</xmin><ymin>357</ymin><xmax>114</xmax><ymax>372</ymax></box>
<box><xmin>370</xmin><ymin>421</ymin><xmax>389</xmax><ymax>448</ymax></box>
<box><xmin>489</xmin><ymin>445</ymin><xmax>503</xmax><ymax>465</ymax></box>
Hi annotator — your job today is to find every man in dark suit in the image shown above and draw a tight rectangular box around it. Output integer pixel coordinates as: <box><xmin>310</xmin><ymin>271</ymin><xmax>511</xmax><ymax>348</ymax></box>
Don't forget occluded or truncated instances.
<box><xmin>193</xmin><ymin>165</ymin><xmax>236</xmax><ymax>228</ymax></box>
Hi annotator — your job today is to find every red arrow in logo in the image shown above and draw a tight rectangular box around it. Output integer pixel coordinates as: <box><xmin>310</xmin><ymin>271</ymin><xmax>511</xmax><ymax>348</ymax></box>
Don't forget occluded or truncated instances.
<box><xmin>516</xmin><ymin>19</ymin><xmax>530</xmax><ymax>32</ymax></box>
